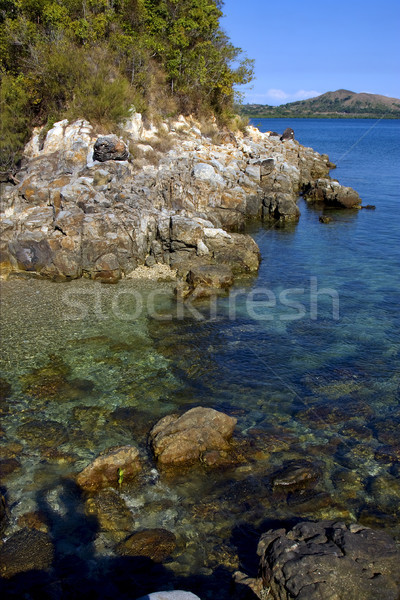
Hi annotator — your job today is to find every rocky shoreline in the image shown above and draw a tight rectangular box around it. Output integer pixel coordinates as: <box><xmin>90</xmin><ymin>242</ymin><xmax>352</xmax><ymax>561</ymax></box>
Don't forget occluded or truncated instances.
<box><xmin>0</xmin><ymin>113</ymin><xmax>361</xmax><ymax>298</ymax></box>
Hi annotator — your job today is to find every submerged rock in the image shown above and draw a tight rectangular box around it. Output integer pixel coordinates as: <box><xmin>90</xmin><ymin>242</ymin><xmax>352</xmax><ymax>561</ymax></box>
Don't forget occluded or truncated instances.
<box><xmin>256</xmin><ymin>521</ymin><xmax>400</xmax><ymax>600</ymax></box>
<box><xmin>116</xmin><ymin>528</ymin><xmax>176</xmax><ymax>562</ymax></box>
<box><xmin>16</xmin><ymin>419</ymin><xmax>68</xmax><ymax>449</ymax></box>
<box><xmin>0</xmin><ymin>528</ymin><xmax>54</xmax><ymax>578</ymax></box>
<box><xmin>77</xmin><ymin>445</ymin><xmax>141</xmax><ymax>491</ymax></box>
<box><xmin>270</xmin><ymin>460</ymin><xmax>322</xmax><ymax>493</ymax></box>
<box><xmin>150</xmin><ymin>407</ymin><xmax>237</xmax><ymax>466</ymax></box>
<box><xmin>85</xmin><ymin>488</ymin><xmax>135</xmax><ymax>539</ymax></box>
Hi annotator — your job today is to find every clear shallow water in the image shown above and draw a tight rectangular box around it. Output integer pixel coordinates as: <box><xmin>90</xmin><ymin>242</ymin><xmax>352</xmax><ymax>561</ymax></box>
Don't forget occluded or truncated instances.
<box><xmin>0</xmin><ymin>119</ymin><xmax>399</xmax><ymax>598</ymax></box>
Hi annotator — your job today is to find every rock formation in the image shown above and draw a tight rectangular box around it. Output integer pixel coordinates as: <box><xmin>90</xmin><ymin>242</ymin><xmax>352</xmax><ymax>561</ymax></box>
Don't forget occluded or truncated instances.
<box><xmin>235</xmin><ymin>520</ymin><xmax>400</xmax><ymax>600</ymax></box>
<box><xmin>0</xmin><ymin>114</ymin><xmax>361</xmax><ymax>293</ymax></box>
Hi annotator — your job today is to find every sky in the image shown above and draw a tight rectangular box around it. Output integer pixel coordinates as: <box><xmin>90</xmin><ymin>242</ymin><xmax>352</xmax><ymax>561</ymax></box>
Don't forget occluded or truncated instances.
<box><xmin>221</xmin><ymin>0</ymin><xmax>400</xmax><ymax>105</ymax></box>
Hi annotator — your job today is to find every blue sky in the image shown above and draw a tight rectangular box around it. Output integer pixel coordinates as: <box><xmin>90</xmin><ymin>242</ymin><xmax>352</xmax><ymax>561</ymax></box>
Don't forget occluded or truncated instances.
<box><xmin>221</xmin><ymin>0</ymin><xmax>400</xmax><ymax>104</ymax></box>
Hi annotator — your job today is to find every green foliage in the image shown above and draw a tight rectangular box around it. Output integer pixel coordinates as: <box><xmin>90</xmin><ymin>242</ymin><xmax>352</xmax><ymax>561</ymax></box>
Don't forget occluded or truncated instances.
<box><xmin>0</xmin><ymin>73</ymin><xmax>31</xmax><ymax>170</ymax></box>
<box><xmin>0</xmin><ymin>0</ymin><xmax>254</xmax><ymax>168</ymax></box>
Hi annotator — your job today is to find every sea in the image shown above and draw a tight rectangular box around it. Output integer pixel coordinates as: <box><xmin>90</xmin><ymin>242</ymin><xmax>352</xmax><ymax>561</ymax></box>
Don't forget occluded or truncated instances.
<box><xmin>0</xmin><ymin>118</ymin><xmax>399</xmax><ymax>598</ymax></box>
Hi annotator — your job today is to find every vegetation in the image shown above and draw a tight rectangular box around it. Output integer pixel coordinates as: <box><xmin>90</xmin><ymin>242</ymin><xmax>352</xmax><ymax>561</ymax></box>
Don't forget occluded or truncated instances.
<box><xmin>239</xmin><ymin>90</ymin><xmax>400</xmax><ymax>120</ymax></box>
<box><xmin>0</xmin><ymin>0</ymin><xmax>254</xmax><ymax>170</ymax></box>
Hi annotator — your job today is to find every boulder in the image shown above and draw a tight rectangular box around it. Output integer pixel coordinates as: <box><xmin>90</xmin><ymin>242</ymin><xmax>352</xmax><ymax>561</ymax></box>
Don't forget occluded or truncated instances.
<box><xmin>116</xmin><ymin>528</ymin><xmax>176</xmax><ymax>562</ymax></box>
<box><xmin>150</xmin><ymin>407</ymin><xmax>237</xmax><ymax>466</ymax></box>
<box><xmin>256</xmin><ymin>521</ymin><xmax>400</xmax><ymax>600</ymax></box>
<box><xmin>319</xmin><ymin>215</ymin><xmax>332</xmax><ymax>223</ymax></box>
<box><xmin>76</xmin><ymin>445</ymin><xmax>141</xmax><ymax>491</ymax></box>
<box><xmin>280</xmin><ymin>128</ymin><xmax>295</xmax><ymax>141</ymax></box>
<box><xmin>304</xmin><ymin>178</ymin><xmax>361</xmax><ymax>208</ymax></box>
<box><xmin>93</xmin><ymin>136</ymin><xmax>129</xmax><ymax>162</ymax></box>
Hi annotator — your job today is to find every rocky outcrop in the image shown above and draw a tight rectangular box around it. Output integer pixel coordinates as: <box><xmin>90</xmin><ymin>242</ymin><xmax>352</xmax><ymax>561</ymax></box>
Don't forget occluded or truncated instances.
<box><xmin>150</xmin><ymin>407</ymin><xmax>237</xmax><ymax>466</ymax></box>
<box><xmin>0</xmin><ymin>114</ymin><xmax>359</xmax><ymax>289</ymax></box>
<box><xmin>250</xmin><ymin>521</ymin><xmax>400</xmax><ymax>600</ymax></box>
<box><xmin>77</xmin><ymin>445</ymin><xmax>141</xmax><ymax>491</ymax></box>
<box><xmin>304</xmin><ymin>178</ymin><xmax>361</xmax><ymax>208</ymax></box>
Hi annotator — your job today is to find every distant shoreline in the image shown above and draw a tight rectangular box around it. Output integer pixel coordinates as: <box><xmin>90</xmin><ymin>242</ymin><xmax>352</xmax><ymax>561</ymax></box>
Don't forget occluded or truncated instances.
<box><xmin>246</xmin><ymin>114</ymin><xmax>400</xmax><ymax>120</ymax></box>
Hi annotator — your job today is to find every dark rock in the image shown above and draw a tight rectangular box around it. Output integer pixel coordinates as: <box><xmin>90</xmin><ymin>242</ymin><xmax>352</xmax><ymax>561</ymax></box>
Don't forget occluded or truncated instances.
<box><xmin>263</xmin><ymin>193</ymin><xmax>300</xmax><ymax>222</ymax></box>
<box><xmin>256</xmin><ymin>521</ymin><xmax>400</xmax><ymax>600</ymax></box>
<box><xmin>16</xmin><ymin>419</ymin><xmax>68</xmax><ymax>449</ymax></box>
<box><xmin>319</xmin><ymin>215</ymin><xmax>332</xmax><ymax>223</ymax></box>
<box><xmin>0</xmin><ymin>458</ymin><xmax>21</xmax><ymax>479</ymax></box>
<box><xmin>0</xmin><ymin>378</ymin><xmax>11</xmax><ymax>415</ymax></box>
<box><xmin>304</xmin><ymin>178</ymin><xmax>361</xmax><ymax>208</ymax></box>
<box><xmin>0</xmin><ymin>494</ymin><xmax>9</xmax><ymax>534</ymax></box>
<box><xmin>0</xmin><ymin>528</ymin><xmax>54</xmax><ymax>578</ymax></box>
<box><xmin>93</xmin><ymin>136</ymin><xmax>129</xmax><ymax>162</ymax></box>
<box><xmin>271</xmin><ymin>461</ymin><xmax>322</xmax><ymax>493</ymax></box>
<box><xmin>280</xmin><ymin>128</ymin><xmax>295</xmax><ymax>141</ymax></box>
<box><xmin>361</xmin><ymin>204</ymin><xmax>376</xmax><ymax>209</ymax></box>
<box><xmin>85</xmin><ymin>488</ymin><xmax>134</xmax><ymax>539</ymax></box>
<box><xmin>116</xmin><ymin>528</ymin><xmax>176</xmax><ymax>562</ymax></box>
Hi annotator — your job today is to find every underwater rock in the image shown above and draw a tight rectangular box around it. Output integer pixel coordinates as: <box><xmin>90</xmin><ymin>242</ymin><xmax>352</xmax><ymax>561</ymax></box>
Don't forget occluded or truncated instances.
<box><xmin>20</xmin><ymin>357</ymin><xmax>70</xmax><ymax>400</ymax></box>
<box><xmin>0</xmin><ymin>379</ymin><xmax>11</xmax><ymax>416</ymax></box>
<box><xmin>116</xmin><ymin>528</ymin><xmax>176</xmax><ymax>562</ymax></box>
<box><xmin>85</xmin><ymin>488</ymin><xmax>135</xmax><ymax>540</ymax></box>
<box><xmin>16</xmin><ymin>419</ymin><xmax>68</xmax><ymax>449</ymax></box>
<box><xmin>0</xmin><ymin>494</ymin><xmax>9</xmax><ymax>534</ymax></box>
<box><xmin>0</xmin><ymin>458</ymin><xmax>21</xmax><ymax>479</ymax></box>
<box><xmin>0</xmin><ymin>528</ymin><xmax>54</xmax><ymax>578</ymax></box>
<box><xmin>77</xmin><ymin>445</ymin><xmax>141</xmax><ymax>491</ymax></box>
<box><xmin>319</xmin><ymin>215</ymin><xmax>332</xmax><ymax>223</ymax></box>
<box><xmin>270</xmin><ymin>460</ymin><xmax>322</xmax><ymax>493</ymax></box>
<box><xmin>256</xmin><ymin>520</ymin><xmax>400</xmax><ymax>600</ymax></box>
<box><xmin>150</xmin><ymin>407</ymin><xmax>237</xmax><ymax>466</ymax></box>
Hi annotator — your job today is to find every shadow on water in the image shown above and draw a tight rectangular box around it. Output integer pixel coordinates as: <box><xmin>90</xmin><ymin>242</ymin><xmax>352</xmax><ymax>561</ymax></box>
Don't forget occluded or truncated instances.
<box><xmin>0</xmin><ymin>478</ymin><xmax>267</xmax><ymax>600</ymax></box>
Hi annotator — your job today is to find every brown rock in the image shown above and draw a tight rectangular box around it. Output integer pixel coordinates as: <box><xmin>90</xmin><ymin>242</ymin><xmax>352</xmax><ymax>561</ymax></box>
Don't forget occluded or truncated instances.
<box><xmin>116</xmin><ymin>528</ymin><xmax>176</xmax><ymax>562</ymax></box>
<box><xmin>76</xmin><ymin>445</ymin><xmax>141</xmax><ymax>491</ymax></box>
<box><xmin>0</xmin><ymin>528</ymin><xmax>54</xmax><ymax>578</ymax></box>
<box><xmin>150</xmin><ymin>407</ymin><xmax>237</xmax><ymax>466</ymax></box>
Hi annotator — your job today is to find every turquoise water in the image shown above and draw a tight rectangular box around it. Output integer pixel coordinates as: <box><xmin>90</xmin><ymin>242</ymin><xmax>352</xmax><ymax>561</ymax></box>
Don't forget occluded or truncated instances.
<box><xmin>0</xmin><ymin>119</ymin><xmax>399</xmax><ymax>598</ymax></box>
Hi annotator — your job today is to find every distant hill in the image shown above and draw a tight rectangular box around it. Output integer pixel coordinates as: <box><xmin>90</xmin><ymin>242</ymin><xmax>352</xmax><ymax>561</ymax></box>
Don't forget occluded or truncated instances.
<box><xmin>240</xmin><ymin>90</ymin><xmax>400</xmax><ymax>119</ymax></box>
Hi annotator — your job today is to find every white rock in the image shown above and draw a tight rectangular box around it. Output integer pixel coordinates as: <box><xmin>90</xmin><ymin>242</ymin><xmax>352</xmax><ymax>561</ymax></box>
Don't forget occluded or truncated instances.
<box><xmin>196</xmin><ymin>239</ymin><xmax>209</xmax><ymax>256</ymax></box>
<box><xmin>245</xmin><ymin>164</ymin><xmax>261</xmax><ymax>181</ymax></box>
<box><xmin>192</xmin><ymin>163</ymin><xmax>224</xmax><ymax>185</ymax></box>
<box><xmin>203</xmin><ymin>228</ymin><xmax>231</xmax><ymax>240</ymax></box>
<box><xmin>121</xmin><ymin>109</ymin><xmax>143</xmax><ymax>141</ymax></box>
<box><xmin>136</xmin><ymin>592</ymin><xmax>201</xmax><ymax>600</ymax></box>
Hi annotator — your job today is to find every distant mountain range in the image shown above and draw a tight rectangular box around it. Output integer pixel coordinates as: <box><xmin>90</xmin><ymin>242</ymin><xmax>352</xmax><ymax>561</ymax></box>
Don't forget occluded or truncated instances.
<box><xmin>240</xmin><ymin>90</ymin><xmax>400</xmax><ymax>119</ymax></box>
